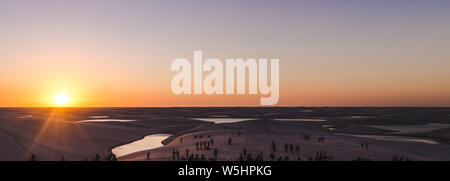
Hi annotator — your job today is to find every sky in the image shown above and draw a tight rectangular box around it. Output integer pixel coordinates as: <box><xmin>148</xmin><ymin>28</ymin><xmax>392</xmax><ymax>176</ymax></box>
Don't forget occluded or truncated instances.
<box><xmin>1</xmin><ymin>0</ymin><xmax>450</xmax><ymax>107</ymax></box>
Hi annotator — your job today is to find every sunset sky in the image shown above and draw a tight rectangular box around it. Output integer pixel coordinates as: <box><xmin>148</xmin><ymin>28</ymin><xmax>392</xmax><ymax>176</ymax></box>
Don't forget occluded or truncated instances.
<box><xmin>1</xmin><ymin>0</ymin><xmax>450</xmax><ymax>107</ymax></box>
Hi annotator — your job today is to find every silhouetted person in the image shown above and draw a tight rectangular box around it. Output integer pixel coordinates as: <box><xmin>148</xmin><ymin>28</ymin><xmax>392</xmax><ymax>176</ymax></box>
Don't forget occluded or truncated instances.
<box><xmin>95</xmin><ymin>154</ymin><xmax>101</xmax><ymax>161</ymax></box>
<box><xmin>30</xmin><ymin>154</ymin><xmax>37</xmax><ymax>161</ymax></box>
<box><xmin>172</xmin><ymin>149</ymin><xmax>176</xmax><ymax>160</ymax></box>
<box><xmin>214</xmin><ymin>148</ymin><xmax>218</xmax><ymax>158</ymax></box>
<box><xmin>146</xmin><ymin>150</ymin><xmax>151</xmax><ymax>160</ymax></box>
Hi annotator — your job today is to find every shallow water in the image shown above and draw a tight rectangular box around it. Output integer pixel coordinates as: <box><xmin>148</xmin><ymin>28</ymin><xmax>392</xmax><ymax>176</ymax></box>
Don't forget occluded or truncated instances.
<box><xmin>275</xmin><ymin>118</ymin><xmax>327</xmax><ymax>122</ymax></box>
<box><xmin>344</xmin><ymin>116</ymin><xmax>375</xmax><ymax>119</ymax></box>
<box><xmin>321</xmin><ymin>125</ymin><xmax>337</xmax><ymax>131</ymax></box>
<box><xmin>17</xmin><ymin>115</ymin><xmax>33</xmax><ymax>119</ymax></box>
<box><xmin>192</xmin><ymin>118</ymin><xmax>252</xmax><ymax>123</ymax></box>
<box><xmin>89</xmin><ymin>116</ymin><xmax>109</xmax><ymax>119</ymax></box>
<box><xmin>336</xmin><ymin>133</ymin><xmax>439</xmax><ymax>144</ymax></box>
<box><xmin>299</xmin><ymin>110</ymin><xmax>314</xmax><ymax>113</ymax></box>
<box><xmin>76</xmin><ymin>119</ymin><xmax>137</xmax><ymax>123</ymax></box>
<box><xmin>366</xmin><ymin>123</ymin><xmax>450</xmax><ymax>134</ymax></box>
<box><xmin>112</xmin><ymin>134</ymin><xmax>172</xmax><ymax>157</ymax></box>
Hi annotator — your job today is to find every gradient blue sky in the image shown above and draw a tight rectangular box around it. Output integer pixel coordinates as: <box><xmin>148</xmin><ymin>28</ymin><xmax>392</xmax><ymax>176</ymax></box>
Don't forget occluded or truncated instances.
<box><xmin>1</xmin><ymin>0</ymin><xmax>450</xmax><ymax>106</ymax></box>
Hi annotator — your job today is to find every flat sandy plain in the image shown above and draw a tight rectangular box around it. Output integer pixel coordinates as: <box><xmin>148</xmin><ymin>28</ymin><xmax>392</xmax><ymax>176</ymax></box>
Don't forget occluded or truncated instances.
<box><xmin>1</xmin><ymin>107</ymin><xmax>450</xmax><ymax>161</ymax></box>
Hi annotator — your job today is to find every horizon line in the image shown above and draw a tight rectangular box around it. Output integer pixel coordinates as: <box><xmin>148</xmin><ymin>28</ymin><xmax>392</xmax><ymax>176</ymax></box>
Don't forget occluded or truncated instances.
<box><xmin>1</xmin><ymin>106</ymin><xmax>449</xmax><ymax>108</ymax></box>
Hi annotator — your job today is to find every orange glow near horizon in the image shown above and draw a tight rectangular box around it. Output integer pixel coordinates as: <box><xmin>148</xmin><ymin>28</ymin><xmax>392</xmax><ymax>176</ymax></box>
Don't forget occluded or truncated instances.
<box><xmin>0</xmin><ymin>76</ymin><xmax>450</xmax><ymax>107</ymax></box>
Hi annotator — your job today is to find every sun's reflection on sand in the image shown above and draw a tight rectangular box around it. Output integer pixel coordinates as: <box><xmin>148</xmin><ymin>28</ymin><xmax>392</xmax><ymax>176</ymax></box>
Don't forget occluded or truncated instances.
<box><xmin>25</xmin><ymin>108</ymin><xmax>95</xmax><ymax>160</ymax></box>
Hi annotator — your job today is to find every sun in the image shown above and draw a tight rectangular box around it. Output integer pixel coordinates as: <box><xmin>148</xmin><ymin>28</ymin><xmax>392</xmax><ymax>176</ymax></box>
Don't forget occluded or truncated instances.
<box><xmin>53</xmin><ymin>93</ymin><xmax>70</xmax><ymax>106</ymax></box>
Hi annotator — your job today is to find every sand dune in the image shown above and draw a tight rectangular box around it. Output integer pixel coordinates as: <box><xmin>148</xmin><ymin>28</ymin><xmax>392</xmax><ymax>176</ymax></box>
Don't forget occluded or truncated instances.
<box><xmin>1</xmin><ymin>107</ymin><xmax>450</xmax><ymax>161</ymax></box>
